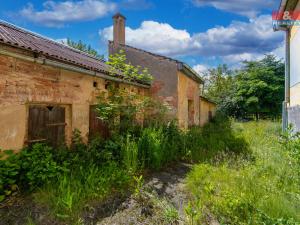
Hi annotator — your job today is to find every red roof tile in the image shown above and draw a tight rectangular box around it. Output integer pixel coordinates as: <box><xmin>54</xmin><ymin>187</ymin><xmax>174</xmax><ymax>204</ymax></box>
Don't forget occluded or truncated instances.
<box><xmin>0</xmin><ymin>20</ymin><xmax>110</xmax><ymax>74</ymax></box>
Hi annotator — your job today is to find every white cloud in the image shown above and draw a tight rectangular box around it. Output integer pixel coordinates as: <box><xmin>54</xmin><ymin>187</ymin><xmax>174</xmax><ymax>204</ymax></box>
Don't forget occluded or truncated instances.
<box><xmin>271</xmin><ymin>41</ymin><xmax>285</xmax><ymax>60</ymax></box>
<box><xmin>19</xmin><ymin>0</ymin><xmax>117</xmax><ymax>27</ymax></box>
<box><xmin>194</xmin><ymin>15</ymin><xmax>283</xmax><ymax>57</ymax></box>
<box><xmin>193</xmin><ymin>64</ymin><xmax>208</xmax><ymax>75</ymax></box>
<box><xmin>223</xmin><ymin>53</ymin><xmax>264</xmax><ymax>64</ymax></box>
<box><xmin>100</xmin><ymin>21</ymin><xmax>201</xmax><ymax>56</ymax></box>
<box><xmin>100</xmin><ymin>15</ymin><xmax>284</xmax><ymax>65</ymax></box>
<box><xmin>192</xmin><ymin>0</ymin><xmax>277</xmax><ymax>18</ymax></box>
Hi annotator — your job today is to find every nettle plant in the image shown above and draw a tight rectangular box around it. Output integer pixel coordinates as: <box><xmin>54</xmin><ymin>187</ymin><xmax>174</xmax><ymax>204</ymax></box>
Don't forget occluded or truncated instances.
<box><xmin>96</xmin><ymin>50</ymin><xmax>155</xmax><ymax>133</ymax></box>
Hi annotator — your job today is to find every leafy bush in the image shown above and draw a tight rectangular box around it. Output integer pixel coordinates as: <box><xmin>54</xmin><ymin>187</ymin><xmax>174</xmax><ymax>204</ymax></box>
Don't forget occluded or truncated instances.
<box><xmin>0</xmin><ymin>144</ymin><xmax>67</xmax><ymax>200</ymax></box>
<box><xmin>19</xmin><ymin>144</ymin><xmax>68</xmax><ymax>189</ymax></box>
<box><xmin>0</xmin><ymin>150</ymin><xmax>20</xmax><ymax>201</ymax></box>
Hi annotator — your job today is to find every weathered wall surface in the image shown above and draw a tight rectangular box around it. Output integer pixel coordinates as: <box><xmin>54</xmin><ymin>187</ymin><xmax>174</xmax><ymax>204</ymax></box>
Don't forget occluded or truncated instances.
<box><xmin>0</xmin><ymin>46</ymin><xmax>147</xmax><ymax>150</ymax></box>
<box><xmin>199</xmin><ymin>97</ymin><xmax>216</xmax><ymax>127</ymax></box>
<box><xmin>177</xmin><ymin>71</ymin><xmax>200</xmax><ymax>129</ymax></box>
<box><xmin>109</xmin><ymin>43</ymin><xmax>179</xmax><ymax>116</ymax></box>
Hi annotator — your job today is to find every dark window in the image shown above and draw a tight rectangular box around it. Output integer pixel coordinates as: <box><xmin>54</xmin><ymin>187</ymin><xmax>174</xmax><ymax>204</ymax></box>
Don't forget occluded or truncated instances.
<box><xmin>209</xmin><ymin>111</ymin><xmax>213</xmax><ymax>121</ymax></box>
<box><xmin>105</xmin><ymin>81</ymin><xmax>111</xmax><ymax>89</ymax></box>
<box><xmin>28</xmin><ymin>105</ymin><xmax>65</xmax><ymax>147</ymax></box>
<box><xmin>89</xmin><ymin>105</ymin><xmax>109</xmax><ymax>139</ymax></box>
<box><xmin>93</xmin><ymin>81</ymin><xmax>98</xmax><ymax>88</ymax></box>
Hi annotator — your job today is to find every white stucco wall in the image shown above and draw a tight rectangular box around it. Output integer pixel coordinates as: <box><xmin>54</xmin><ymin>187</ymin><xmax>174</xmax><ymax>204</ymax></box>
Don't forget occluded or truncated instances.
<box><xmin>289</xmin><ymin>0</ymin><xmax>300</xmax><ymax>106</ymax></box>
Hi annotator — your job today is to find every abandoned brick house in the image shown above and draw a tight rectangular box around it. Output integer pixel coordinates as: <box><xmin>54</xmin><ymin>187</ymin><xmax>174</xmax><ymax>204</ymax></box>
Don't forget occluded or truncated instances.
<box><xmin>0</xmin><ymin>17</ymin><xmax>215</xmax><ymax>151</ymax></box>
<box><xmin>0</xmin><ymin>21</ymin><xmax>149</xmax><ymax>151</ymax></box>
<box><xmin>109</xmin><ymin>13</ymin><xmax>216</xmax><ymax>129</ymax></box>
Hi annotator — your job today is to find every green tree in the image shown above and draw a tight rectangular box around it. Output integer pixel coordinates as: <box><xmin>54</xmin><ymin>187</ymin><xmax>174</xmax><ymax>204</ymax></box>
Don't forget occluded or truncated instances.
<box><xmin>66</xmin><ymin>38</ymin><xmax>104</xmax><ymax>59</ymax></box>
<box><xmin>204</xmin><ymin>55</ymin><xmax>284</xmax><ymax>119</ymax></box>
<box><xmin>204</xmin><ymin>64</ymin><xmax>238</xmax><ymax>116</ymax></box>
<box><xmin>235</xmin><ymin>55</ymin><xmax>284</xmax><ymax>120</ymax></box>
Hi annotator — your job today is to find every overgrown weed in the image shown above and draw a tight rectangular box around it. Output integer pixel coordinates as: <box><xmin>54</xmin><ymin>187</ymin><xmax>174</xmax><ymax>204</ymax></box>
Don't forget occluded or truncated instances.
<box><xmin>186</xmin><ymin>121</ymin><xmax>300</xmax><ymax>225</ymax></box>
<box><xmin>35</xmin><ymin>162</ymin><xmax>130</xmax><ymax>221</ymax></box>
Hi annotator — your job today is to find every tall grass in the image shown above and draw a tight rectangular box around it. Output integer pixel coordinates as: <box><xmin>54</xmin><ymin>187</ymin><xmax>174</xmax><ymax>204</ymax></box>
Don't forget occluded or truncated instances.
<box><xmin>35</xmin><ymin>162</ymin><xmax>130</xmax><ymax>221</ymax></box>
<box><xmin>186</xmin><ymin>121</ymin><xmax>300</xmax><ymax>225</ymax></box>
<box><xmin>121</xmin><ymin>134</ymin><xmax>138</xmax><ymax>173</ymax></box>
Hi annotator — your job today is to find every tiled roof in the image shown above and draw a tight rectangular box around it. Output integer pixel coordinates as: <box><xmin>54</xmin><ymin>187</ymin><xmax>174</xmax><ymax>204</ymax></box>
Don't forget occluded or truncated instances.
<box><xmin>0</xmin><ymin>20</ymin><xmax>110</xmax><ymax>74</ymax></box>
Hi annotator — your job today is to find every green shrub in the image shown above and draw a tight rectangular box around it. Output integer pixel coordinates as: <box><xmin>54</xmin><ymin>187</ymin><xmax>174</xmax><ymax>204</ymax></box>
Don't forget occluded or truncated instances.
<box><xmin>19</xmin><ymin>144</ymin><xmax>68</xmax><ymax>190</ymax></box>
<box><xmin>0</xmin><ymin>144</ymin><xmax>67</xmax><ymax>200</ymax></box>
<box><xmin>0</xmin><ymin>150</ymin><xmax>20</xmax><ymax>201</ymax></box>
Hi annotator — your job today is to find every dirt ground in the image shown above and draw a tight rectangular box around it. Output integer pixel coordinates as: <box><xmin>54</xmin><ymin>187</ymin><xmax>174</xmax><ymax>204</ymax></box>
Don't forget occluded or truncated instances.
<box><xmin>98</xmin><ymin>162</ymin><xmax>192</xmax><ymax>225</ymax></box>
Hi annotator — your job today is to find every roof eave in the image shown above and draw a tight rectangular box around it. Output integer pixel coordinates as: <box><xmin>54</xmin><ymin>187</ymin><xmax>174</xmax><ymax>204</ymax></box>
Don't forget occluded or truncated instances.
<box><xmin>200</xmin><ymin>96</ymin><xmax>217</xmax><ymax>105</ymax></box>
<box><xmin>178</xmin><ymin>63</ymin><xmax>204</xmax><ymax>84</ymax></box>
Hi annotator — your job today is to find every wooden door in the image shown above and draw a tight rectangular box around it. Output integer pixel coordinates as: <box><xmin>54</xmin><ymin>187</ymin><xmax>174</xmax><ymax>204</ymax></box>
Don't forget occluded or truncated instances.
<box><xmin>28</xmin><ymin>105</ymin><xmax>65</xmax><ymax>147</ymax></box>
<box><xmin>89</xmin><ymin>105</ymin><xmax>109</xmax><ymax>139</ymax></box>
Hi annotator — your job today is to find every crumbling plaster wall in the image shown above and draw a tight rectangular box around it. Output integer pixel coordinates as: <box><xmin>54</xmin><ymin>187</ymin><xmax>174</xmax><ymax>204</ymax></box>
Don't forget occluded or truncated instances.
<box><xmin>199</xmin><ymin>97</ymin><xmax>216</xmax><ymax>126</ymax></box>
<box><xmin>177</xmin><ymin>71</ymin><xmax>200</xmax><ymax>129</ymax></box>
<box><xmin>0</xmin><ymin>46</ymin><xmax>147</xmax><ymax>150</ymax></box>
<box><xmin>109</xmin><ymin>43</ymin><xmax>179</xmax><ymax>116</ymax></box>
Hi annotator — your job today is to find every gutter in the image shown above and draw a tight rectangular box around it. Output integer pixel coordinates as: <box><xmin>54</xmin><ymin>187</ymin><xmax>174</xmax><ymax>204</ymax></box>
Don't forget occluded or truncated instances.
<box><xmin>0</xmin><ymin>48</ymin><xmax>150</xmax><ymax>89</ymax></box>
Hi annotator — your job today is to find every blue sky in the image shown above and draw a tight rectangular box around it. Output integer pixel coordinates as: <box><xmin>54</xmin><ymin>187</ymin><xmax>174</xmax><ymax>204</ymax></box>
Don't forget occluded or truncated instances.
<box><xmin>1</xmin><ymin>0</ymin><xmax>284</xmax><ymax>73</ymax></box>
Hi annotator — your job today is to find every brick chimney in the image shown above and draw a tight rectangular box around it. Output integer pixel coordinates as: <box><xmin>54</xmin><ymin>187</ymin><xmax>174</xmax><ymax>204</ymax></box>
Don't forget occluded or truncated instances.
<box><xmin>113</xmin><ymin>13</ymin><xmax>126</xmax><ymax>46</ymax></box>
